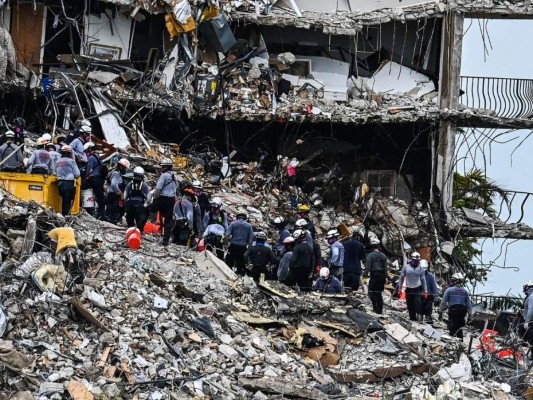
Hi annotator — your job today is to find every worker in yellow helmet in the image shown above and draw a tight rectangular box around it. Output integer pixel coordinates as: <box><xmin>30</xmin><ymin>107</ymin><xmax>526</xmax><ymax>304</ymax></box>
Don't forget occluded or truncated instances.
<box><xmin>296</xmin><ymin>204</ymin><xmax>315</xmax><ymax>239</ymax></box>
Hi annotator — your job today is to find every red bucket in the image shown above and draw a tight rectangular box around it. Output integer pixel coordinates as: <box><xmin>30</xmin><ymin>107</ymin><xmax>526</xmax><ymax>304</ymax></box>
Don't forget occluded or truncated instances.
<box><xmin>198</xmin><ymin>238</ymin><xmax>205</xmax><ymax>252</ymax></box>
<box><xmin>126</xmin><ymin>227</ymin><xmax>142</xmax><ymax>250</ymax></box>
<box><xmin>143</xmin><ymin>222</ymin><xmax>160</xmax><ymax>235</ymax></box>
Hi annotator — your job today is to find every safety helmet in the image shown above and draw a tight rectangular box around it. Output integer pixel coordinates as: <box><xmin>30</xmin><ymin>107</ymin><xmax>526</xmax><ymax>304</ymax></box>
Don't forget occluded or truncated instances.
<box><xmin>297</xmin><ymin>204</ymin><xmax>310</xmax><ymax>213</ymax></box>
<box><xmin>56</xmin><ymin>134</ymin><xmax>66</xmax><ymax>142</ymax></box>
<box><xmin>319</xmin><ymin>267</ymin><xmax>330</xmax><ymax>279</ymax></box>
<box><xmin>133</xmin><ymin>166</ymin><xmax>145</xmax><ymax>180</ymax></box>
<box><xmin>283</xmin><ymin>236</ymin><xmax>295</xmax><ymax>245</ymax></box>
<box><xmin>42</xmin><ymin>133</ymin><xmax>52</xmax><ymax>142</ymax></box>
<box><xmin>80</xmin><ymin>125</ymin><xmax>92</xmax><ymax>134</ymax></box>
<box><xmin>211</xmin><ymin>197</ymin><xmax>223</xmax><ymax>208</ymax></box>
<box><xmin>80</xmin><ymin>119</ymin><xmax>91</xmax><ymax>128</ymax></box>
<box><xmin>13</xmin><ymin>117</ymin><xmax>25</xmax><ymax>127</ymax></box>
<box><xmin>420</xmin><ymin>260</ymin><xmax>429</xmax><ymax>270</ymax></box>
<box><xmin>118</xmin><ymin>158</ymin><xmax>130</xmax><ymax>169</ymax></box>
<box><xmin>61</xmin><ymin>145</ymin><xmax>72</xmax><ymax>153</ymax></box>
<box><xmin>273</xmin><ymin>216</ymin><xmax>285</xmax><ymax>226</ymax></box>
<box><xmin>451</xmin><ymin>272</ymin><xmax>465</xmax><ymax>282</ymax></box>
<box><xmin>370</xmin><ymin>237</ymin><xmax>381</xmax><ymax>246</ymax></box>
<box><xmin>160</xmin><ymin>159</ymin><xmax>173</xmax><ymax>167</ymax></box>
<box><xmin>411</xmin><ymin>252</ymin><xmax>421</xmax><ymax>260</ymax></box>
<box><xmin>4</xmin><ymin>130</ymin><xmax>15</xmax><ymax>138</ymax></box>
<box><xmin>326</xmin><ymin>229</ymin><xmax>340</xmax><ymax>239</ymax></box>
<box><xmin>295</xmin><ymin>219</ymin><xmax>308</xmax><ymax>229</ymax></box>
<box><xmin>192</xmin><ymin>180</ymin><xmax>203</xmax><ymax>190</ymax></box>
<box><xmin>523</xmin><ymin>280</ymin><xmax>533</xmax><ymax>292</ymax></box>
<box><xmin>292</xmin><ymin>229</ymin><xmax>305</xmax><ymax>240</ymax></box>
<box><xmin>255</xmin><ymin>231</ymin><xmax>267</xmax><ymax>241</ymax></box>
<box><xmin>36</xmin><ymin>137</ymin><xmax>48</xmax><ymax>146</ymax></box>
<box><xmin>45</xmin><ymin>142</ymin><xmax>56</xmax><ymax>150</ymax></box>
<box><xmin>236</xmin><ymin>212</ymin><xmax>247</xmax><ymax>219</ymax></box>
<box><xmin>83</xmin><ymin>141</ymin><xmax>95</xmax><ymax>151</ymax></box>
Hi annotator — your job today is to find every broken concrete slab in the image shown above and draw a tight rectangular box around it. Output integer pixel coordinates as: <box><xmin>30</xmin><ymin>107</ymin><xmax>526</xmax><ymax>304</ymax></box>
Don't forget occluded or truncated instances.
<box><xmin>194</xmin><ymin>250</ymin><xmax>238</xmax><ymax>281</ymax></box>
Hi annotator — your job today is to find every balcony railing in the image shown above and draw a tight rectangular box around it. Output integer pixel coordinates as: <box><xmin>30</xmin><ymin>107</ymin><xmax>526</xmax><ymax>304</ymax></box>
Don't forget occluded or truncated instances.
<box><xmin>471</xmin><ymin>294</ymin><xmax>523</xmax><ymax>312</ymax></box>
<box><xmin>460</xmin><ymin>76</ymin><xmax>533</xmax><ymax>119</ymax></box>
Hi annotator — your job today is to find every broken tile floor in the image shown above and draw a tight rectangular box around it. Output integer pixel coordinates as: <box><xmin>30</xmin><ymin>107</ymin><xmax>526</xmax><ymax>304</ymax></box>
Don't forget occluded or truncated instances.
<box><xmin>0</xmin><ymin>188</ymin><xmax>530</xmax><ymax>400</ymax></box>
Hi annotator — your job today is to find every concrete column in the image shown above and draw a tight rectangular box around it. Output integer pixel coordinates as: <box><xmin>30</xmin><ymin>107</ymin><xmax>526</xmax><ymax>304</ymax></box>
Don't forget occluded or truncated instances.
<box><xmin>435</xmin><ymin>12</ymin><xmax>464</xmax><ymax>210</ymax></box>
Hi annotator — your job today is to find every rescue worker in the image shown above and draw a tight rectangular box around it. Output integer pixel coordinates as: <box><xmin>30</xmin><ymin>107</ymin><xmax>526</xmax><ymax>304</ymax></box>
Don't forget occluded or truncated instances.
<box><xmin>420</xmin><ymin>260</ymin><xmax>439</xmax><ymax>323</ymax></box>
<box><xmin>203</xmin><ymin>223</ymin><xmax>225</xmax><ymax>259</ymax></box>
<box><xmin>46</xmin><ymin>142</ymin><xmax>61</xmax><ymax>174</ymax></box>
<box><xmin>85</xmin><ymin>142</ymin><xmax>106</xmax><ymax>219</ymax></box>
<box><xmin>313</xmin><ymin>267</ymin><xmax>343</xmax><ymax>294</ymax></box>
<box><xmin>203</xmin><ymin>197</ymin><xmax>228</xmax><ymax>231</ymax></box>
<box><xmin>0</xmin><ymin>131</ymin><xmax>23</xmax><ymax>172</ymax></box>
<box><xmin>66</xmin><ymin>119</ymin><xmax>91</xmax><ymax>144</ymax></box>
<box><xmin>522</xmin><ymin>281</ymin><xmax>533</xmax><ymax>358</ymax></box>
<box><xmin>398</xmin><ymin>252</ymin><xmax>428</xmax><ymax>321</ymax></box>
<box><xmin>124</xmin><ymin>167</ymin><xmax>150</xmax><ymax>233</ymax></box>
<box><xmin>343</xmin><ymin>230</ymin><xmax>366</xmax><ymax>291</ymax></box>
<box><xmin>55</xmin><ymin>134</ymin><xmax>67</xmax><ymax>152</ymax></box>
<box><xmin>106</xmin><ymin>158</ymin><xmax>130</xmax><ymax>225</ymax></box>
<box><xmin>273</xmin><ymin>217</ymin><xmax>290</xmax><ymax>255</ymax></box>
<box><xmin>243</xmin><ymin>231</ymin><xmax>278</xmax><ymax>282</ymax></box>
<box><xmin>285</xmin><ymin>229</ymin><xmax>315</xmax><ymax>290</ymax></box>
<box><xmin>147</xmin><ymin>159</ymin><xmax>177</xmax><ymax>246</ymax></box>
<box><xmin>296</xmin><ymin>204</ymin><xmax>316</xmax><ymax>239</ymax></box>
<box><xmin>27</xmin><ymin>137</ymin><xmax>54</xmax><ymax>175</ymax></box>
<box><xmin>326</xmin><ymin>229</ymin><xmax>344</xmax><ymax>279</ymax></box>
<box><xmin>55</xmin><ymin>146</ymin><xmax>80</xmax><ymax>216</ymax></box>
<box><xmin>70</xmin><ymin>125</ymin><xmax>89</xmax><ymax>165</ymax></box>
<box><xmin>295</xmin><ymin>218</ymin><xmax>314</xmax><ymax>248</ymax></box>
<box><xmin>439</xmin><ymin>273</ymin><xmax>472</xmax><ymax>339</ymax></box>
<box><xmin>363</xmin><ymin>242</ymin><xmax>388</xmax><ymax>314</ymax></box>
<box><xmin>192</xmin><ymin>180</ymin><xmax>210</xmax><ymax>217</ymax></box>
<box><xmin>12</xmin><ymin>117</ymin><xmax>25</xmax><ymax>149</ymax></box>
<box><xmin>185</xmin><ymin>186</ymin><xmax>203</xmax><ymax>243</ymax></box>
<box><xmin>225</xmin><ymin>212</ymin><xmax>254</xmax><ymax>275</ymax></box>
<box><xmin>277</xmin><ymin>236</ymin><xmax>295</xmax><ymax>282</ymax></box>
<box><xmin>47</xmin><ymin>225</ymin><xmax>78</xmax><ymax>267</ymax></box>
<box><xmin>173</xmin><ymin>188</ymin><xmax>196</xmax><ymax>246</ymax></box>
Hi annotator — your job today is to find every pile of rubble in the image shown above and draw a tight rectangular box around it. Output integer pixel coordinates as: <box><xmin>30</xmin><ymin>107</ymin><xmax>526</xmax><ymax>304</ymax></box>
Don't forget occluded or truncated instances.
<box><xmin>0</xmin><ymin>176</ymin><xmax>531</xmax><ymax>399</ymax></box>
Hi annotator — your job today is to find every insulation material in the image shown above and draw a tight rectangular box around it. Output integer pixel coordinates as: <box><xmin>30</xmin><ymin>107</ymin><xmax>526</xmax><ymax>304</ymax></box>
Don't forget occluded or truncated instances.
<box><xmin>367</xmin><ymin>61</ymin><xmax>435</xmax><ymax>99</ymax></box>
<box><xmin>92</xmin><ymin>96</ymin><xmax>131</xmax><ymax>150</ymax></box>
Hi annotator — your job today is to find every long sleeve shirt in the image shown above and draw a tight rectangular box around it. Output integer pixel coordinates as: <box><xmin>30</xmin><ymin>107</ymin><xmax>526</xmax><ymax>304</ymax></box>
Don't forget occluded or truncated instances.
<box><xmin>174</xmin><ymin>198</ymin><xmax>194</xmax><ymax>226</ymax></box>
<box><xmin>124</xmin><ymin>181</ymin><xmax>150</xmax><ymax>203</ymax></box>
<box><xmin>203</xmin><ymin>223</ymin><xmax>225</xmax><ymax>238</ymax></box>
<box><xmin>363</xmin><ymin>250</ymin><xmax>388</xmax><ymax>276</ymax></box>
<box><xmin>70</xmin><ymin>138</ymin><xmax>87</xmax><ymax>163</ymax></box>
<box><xmin>0</xmin><ymin>143</ymin><xmax>23</xmax><ymax>169</ymax></box>
<box><xmin>55</xmin><ymin>157</ymin><xmax>80</xmax><ymax>180</ymax></box>
<box><xmin>275</xmin><ymin>228</ymin><xmax>290</xmax><ymax>253</ymax></box>
<box><xmin>288</xmin><ymin>242</ymin><xmax>314</xmax><ymax>271</ymax></box>
<box><xmin>343</xmin><ymin>239</ymin><xmax>366</xmax><ymax>274</ymax></box>
<box><xmin>48</xmin><ymin>151</ymin><xmax>61</xmax><ymax>173</ymax></box>
<box><xmin>425</xmin><ymin>271</ymin><xmax>439</xmax><ymax>297</ymax></box>
<box><xmin>399</xmin><ymin>262</ymin><xmax>427</xmax><ymax>291</ymax></box>
<box><xmin>155</xmin><ymin>171</ymin><xmax>177</xmax><ymax>198</ymax></box>
<box><xmin>440</xmin><ymin>286</ymin><xmax>473</xmax><ymax>314</ymax></box>
<box><xmin>107</xmin><ymin>170</ymin><xmax>122</xmax><ymax>194</ymax></box>
<box><xmin>203</xmin><ymin>210</ymin><xmax>228</xmax><ymax>230</ymax></box>
<box><xmin>277</xmin><ymin>251</ymin><xmax>293</xmax><ymax>281</ymax></box>
<box><xmin>27</xmin><ymin>149</ymin><xmax>54</xmax><ymax>173</ymax></box>
<box><xmin>86</xmin><ymin>154</ymin><xmax>103</xmax><ymax>178</ymax></box>
<box><xmin>328</xmin><ymin>241</ymin><xmax>345</xmax><ymax>267</ymax></box>
<box><xmin>524</xmin><ymin>289</ymin><xmax>533</xmax><ymax>322</ymax></box>
<box><xmin>226</xmin><ymin>219</ymin><xmax>254</xmax><ymax>247</ymax></box>
<box><xmin>313</xmin><ymin>276</ymin><xmax>343</xmax><ymax>294</ymax></box>
<box><xmin>243</xmin><ymin>243</ymin><xmax>278</xmax><ymax>267</ymax></box>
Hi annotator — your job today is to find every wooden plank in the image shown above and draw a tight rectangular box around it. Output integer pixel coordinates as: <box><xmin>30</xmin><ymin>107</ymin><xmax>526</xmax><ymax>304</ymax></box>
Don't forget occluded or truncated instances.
<box><xmin>120</xmin><ymin>362</ymin><xmax>136</xmax><ymax>384</ymax></box>
<box><xmin>97</xmin><ymin>346</ymin><xmax>112</xmax><ymax>368</ymax></box>
<box><xmin>69</xmin><ymin>297</ymin><xmax>108</xmax><ymax>331</ymax></box>
<box><xmin>10</xmin><ymin>4</ymin><xmax>44</xmax><ymax>73</ymax></box>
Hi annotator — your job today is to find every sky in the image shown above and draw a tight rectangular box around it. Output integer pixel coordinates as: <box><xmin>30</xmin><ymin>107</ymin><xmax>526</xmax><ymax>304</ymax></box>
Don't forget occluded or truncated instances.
<box><xmin>459</xmin><ymin>19</ymin><xmax>533</xmax><ymax>296</ymax></box>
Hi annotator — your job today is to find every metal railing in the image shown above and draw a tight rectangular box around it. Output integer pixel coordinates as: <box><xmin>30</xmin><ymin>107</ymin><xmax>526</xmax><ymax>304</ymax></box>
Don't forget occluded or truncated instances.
<box><xmin>460</xmin><ymin>76</ymin><xmax>533</xmax><ymax>119</ymax></box>
<box><xmin>471</xmin><ymin>294</ymin><xmax>523</xmax><ymax>312</ymax></box>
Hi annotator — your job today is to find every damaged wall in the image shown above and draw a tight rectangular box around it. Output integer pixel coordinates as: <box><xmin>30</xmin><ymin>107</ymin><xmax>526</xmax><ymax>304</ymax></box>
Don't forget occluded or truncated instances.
<box><xmin>84</xmin><ymin>8</ymin><xmax>133</xmax><ymax>60</ymax></box>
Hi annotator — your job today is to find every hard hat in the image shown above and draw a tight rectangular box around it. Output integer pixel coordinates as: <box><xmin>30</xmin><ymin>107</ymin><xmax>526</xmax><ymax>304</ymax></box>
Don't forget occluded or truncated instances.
<box><xmin>83</xmin><ymin>141</ymin><xmax>95</xmax><ymax>151</ymax></box>
<box><xmin>61</xmin><ymin>145</ymin><xmax>72</xmax><ymax>152</ymax></box>
<box><xmin>326</xmin><ymin>229</ymin><xmax>340</xmax><ymax>239</ymax></box>
<box><xmin>118</xmin><ymin>158</ymin><xmax>130</xmax><ymax>168</ymax></box>
<box><xmin>211</xmin><ymin>197</ymin><xmax>223</xmax><ymax>207</ymax></box>
<box><xmin>295</xmin><ymin>219</ymin><xmax>308</xmax><ymax>229</ymax></box>
<box><xmin>411</xmin><ymin>252</ymin><xmax>421</xmax><ymax>260</ymax></box>
<box><xmin>80</xmin><ymin>119</ymin><xmax>92</xmax><ymax>128</ymax></box>
<box><xmin>236</xmin><ymin>212</ymin><xmax>247</xmax><ymax>219</ymax></box>
<box><xmin>273</xmin><ymin>216</ymin><xmax>284</xmax><ymax>225</ymax></box>
<box><xmin>319</xmin><ymin>267</ymin><xmax>330</xmax><ymax>279</ymax></box>
<box><xmin>420</xmin><ymin>260</ymin><xmax>429</xmax><ymax>270</ymax></box>
<box><xmin>80</xmin><ymin>125</ymin><xmax>92</xmax><ymax>133</ymax></box>
<box><xmin>451</xmin><ymin>272</ymin><xmax>465</xmax><ymax>281</ymax></box>
<box><xmin>57</xmin><ymin>134</ymin><xmax>66</xmax><ymax>142</ymax></box>
<box><xmin>4</xmin><ymin>130</ymin><xmax>15</xmax><ymax>138</ymax></box>
<box><xmin>42</xmin><ymin>133</ymin><xmax>52</xmax><ymax>142</ymax></box>
<box><xmin>370</xmin><ymin>237</ymin><xmax>381</xmax><ymax>246</ymax></box>
<box><xmin>192</xmin><ymin>180</ymin><xmax>203</xmax><ymax>189</ymax></box>
<box><xmin>255</xmin><ymin>231</ymin><xmax>267</xmax><ymax>241</ymax></box>
<box><xmin>297</xmin><ymin>204</ymin><xmax>310</xmax><ymax>213</ymax></box>
<box><xmin>160</xmin><ymin>158</ymin><xmax>173</xmax><ymax>167</ymax></box>
<box><xmin>524</xmin><ymin>280</ymin><xmax>533</xmax><ymax>288</ymax></box>
<box><xmin>45</xmin><ymin>142</ymin><xmax>56</xmax><ymax>149</ymax></box>
<box><xmin>36</xmin><ymin>137</ymin><xmax>48</xmax><ymax>146</ymax></box>
<box><xmin>283</xmin><ymin>236</ymin><xmax>295</xmax><ymax>244</ymax></box>
<box><xmin>13</xmin><ymin>117</ymin><xmax>25</xmax><ymax>127</ymax></box>
<box><xmin>292</xmin><ymin>229</ymin><xmax>305</xmax><ymax>240</ymax></box>
<box><xmin>133</xmin><ymin>166</ymin><xmax>145</xmax><ymax>175</ymax></box>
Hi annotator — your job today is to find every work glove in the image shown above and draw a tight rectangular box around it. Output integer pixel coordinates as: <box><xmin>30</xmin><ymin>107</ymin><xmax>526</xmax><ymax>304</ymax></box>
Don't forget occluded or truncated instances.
<box><xmin>422</xmin><ymin>291</ymin><xmax>428</xmax><ymax>300</ymax></box>
<box><xmin>438</xmin><ymin>312</ymin><xmax>443</xmax><ymax>321</ymax></box>
<box><xmin>525</xmin><ymin>322</ymin><xmax>529</xmax><ymax>330</ymax></box>
<box><xmin>153</xmin><ymin>189</ymin><xmax>161</xmax><ymax>198</ymax></box>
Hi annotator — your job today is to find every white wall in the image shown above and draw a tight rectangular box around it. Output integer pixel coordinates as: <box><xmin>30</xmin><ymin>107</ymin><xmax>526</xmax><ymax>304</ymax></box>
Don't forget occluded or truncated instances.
<box><xmin>84</xmin><ymin>9</ymin><xmax>133</xmax><ymax>59</ymax></box>
<box><xmin>0</xmin><ymin>4</ymin><xmax>11</xmax><ymax>30</ymax></box>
